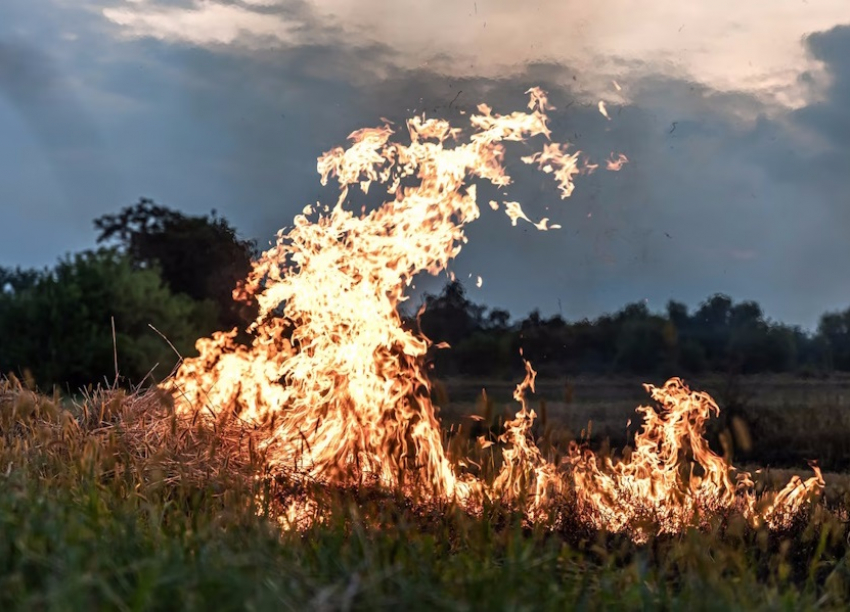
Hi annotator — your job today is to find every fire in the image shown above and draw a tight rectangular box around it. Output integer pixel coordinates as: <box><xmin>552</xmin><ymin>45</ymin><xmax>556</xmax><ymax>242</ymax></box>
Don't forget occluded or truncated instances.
<box><xmin>606</xmin><ymin>153</ymin><xmax>629</xmax><ymax>171</ymax></box>
<box><xmin>566</xmin><ymin>378</ymin><xmax>823</xmax><ymax>540</ymax></box>
<box><xmin>493</xmin><ymin>360</ymin><xmax>565</xmax><ymax>521</ymax></box>
<box><xmin>167</xmin><ymin>88</ymin><xmax>822</xmax><ymax>538</ymax></box>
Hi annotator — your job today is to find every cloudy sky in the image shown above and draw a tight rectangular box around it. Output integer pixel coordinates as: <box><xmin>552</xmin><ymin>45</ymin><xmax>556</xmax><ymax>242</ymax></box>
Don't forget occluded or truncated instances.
<box><xmin>1</xmin><ymin>0</ymin><xmax>849</xmax><ymax>330</ymax></box>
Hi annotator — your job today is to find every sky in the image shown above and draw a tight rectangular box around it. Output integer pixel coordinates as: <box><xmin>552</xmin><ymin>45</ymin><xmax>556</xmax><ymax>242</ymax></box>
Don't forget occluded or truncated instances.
<box><xmin>1</xmin><ymin>0</ymin><xmax>849</xmax><ymax>330</ymax></box>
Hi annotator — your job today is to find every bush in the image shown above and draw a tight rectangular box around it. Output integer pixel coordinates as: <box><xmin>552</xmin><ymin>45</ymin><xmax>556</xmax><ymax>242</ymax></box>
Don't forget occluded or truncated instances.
<box><xmin>0</xmin><ymin>249</ymin><xmax>217</xmax><ymax>391</ymax></box>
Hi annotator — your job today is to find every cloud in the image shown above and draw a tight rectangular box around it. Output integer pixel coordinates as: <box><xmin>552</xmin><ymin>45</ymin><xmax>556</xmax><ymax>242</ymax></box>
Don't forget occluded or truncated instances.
<box><xmin>794</xmin><ymin>25</ymin><xmax>850</xmax><ymax>153</ymax></box>
<box><xmin>0</xmin><ymin>39</ymin><xmax>122</xmax><ymax>248</ymax></box>
<box><xmin>103</xmin><ymin>1</ymin><xmax>305</xmax><ymax>47</ymax></box>
<box><xmin>159</xmin><ymin>22</ymin><xmax>850</xmax><ymax>328</ymax></box>
<box><xmin>119</xmin><ymin>43</ymin><xmax>784</xmax><ymax>320</ymax></box>
<box><xmin>101</xmin><ymin>0</ymin><xmax>850</xmax><ymax>107</ymax></box>
<box><xmin>3</xmin><ymin>1</ymin><xmax>850</xmax><ymax>330</ymax></box>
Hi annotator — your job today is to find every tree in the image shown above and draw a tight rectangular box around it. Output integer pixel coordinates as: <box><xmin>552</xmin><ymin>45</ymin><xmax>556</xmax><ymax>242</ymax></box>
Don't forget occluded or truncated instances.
<box><xmin>0</xmin><ymin>249</ymin><xmax>217</xmax><ymax>391</ymax></box>
<box><xmin>729</xmin><ymin>301</ymin><xmax>763</xmax><ymax>329</ymax></box>
<box><xmin>818</xmin><ymin>309</ymin><xmax>850</xmax><ymax>371</ymax></box>
<box><xmin>94</xmin><ymin>198</ymin><xmax>258</xmax><ymax>336</ymax></box>
<box><xmin>455</xmin><ymin>332</ymin><xmax>512</xmax><ymax>377</ymax></box>
<box><xmin>419</xmin><ymin>281</ymin><xmax>485</xmax><ymax>347</ymax></box>
<box><xmin>0</xmin><ymin>266</ymin><xmax>41</xmax><ymax>293</ymax></box>
<box><xmin>407</xmin><ymin>279</ymin><xmax>831</xmax><ymax>377</ymax></box>
<box><xmin>484</xmin><ymin>308</ymin><xmax>511</xmax><ymax>332</ymax></box>
<box><xmin>693</xmin><ymin>294</ymin><xmax>733</xmax><ymax>368</ymax></box>
<box><xmin>666</xmin><ymin>300</ymin><xmax>690</xmax><ymax>329</ymax></box>
<box><xmin>612</xmin><ymin>304</ymin><xmax>668</xmax><ymax>374</ymax></box>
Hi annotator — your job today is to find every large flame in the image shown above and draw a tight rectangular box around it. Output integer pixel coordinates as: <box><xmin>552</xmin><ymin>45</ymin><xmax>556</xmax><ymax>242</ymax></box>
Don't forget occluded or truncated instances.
<box><xmin>168</xmin><ymin>88</ymin><xmax>822</xmax><ymax>538</ymax></box>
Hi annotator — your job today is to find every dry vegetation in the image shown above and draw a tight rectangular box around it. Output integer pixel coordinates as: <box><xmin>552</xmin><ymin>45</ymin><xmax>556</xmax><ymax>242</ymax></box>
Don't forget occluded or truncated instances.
<box><xmin>438</xmin><ymin>374</ymin><xmax>850</xmax><ymax>473</ymax></box>
<box><xmin>2</xmin><ymin>374</ymin><xmax>850</xmax><ymax>610</ymax></box>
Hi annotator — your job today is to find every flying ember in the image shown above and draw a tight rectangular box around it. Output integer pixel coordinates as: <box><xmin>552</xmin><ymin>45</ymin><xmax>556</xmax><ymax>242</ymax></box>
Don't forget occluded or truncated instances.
<box><xmin>167</xmin><ymin>88</ymin><xmax>822</xmax><ymax>539</ymax></box>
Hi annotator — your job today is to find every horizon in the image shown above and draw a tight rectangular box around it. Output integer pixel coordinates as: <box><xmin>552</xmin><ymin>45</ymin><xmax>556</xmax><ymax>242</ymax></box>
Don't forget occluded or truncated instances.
<box><xmin>0</xmin><ymin>205</ymin><xmax>837</xmax><ymax>335</ymax></box>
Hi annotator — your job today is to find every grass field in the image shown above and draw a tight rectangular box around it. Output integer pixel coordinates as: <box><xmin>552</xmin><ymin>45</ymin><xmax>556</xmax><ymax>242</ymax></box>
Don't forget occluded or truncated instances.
<box><xmin>2</xmin><ymin>375</ymin><xmax>850</xmax><ymax>610</ymax></box>
<box><xmin>438</xmin><ymin>374</ymin><xmax>850</xmax><ymax>472</ymax></box>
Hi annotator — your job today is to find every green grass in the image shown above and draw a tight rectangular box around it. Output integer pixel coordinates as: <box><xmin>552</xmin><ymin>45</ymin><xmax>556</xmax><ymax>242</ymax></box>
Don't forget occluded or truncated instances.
<box><xmin>2</xmin><ymin>377</ymin><xmax>850</xmax><ymax>610</ymax></box>
<box><xmin>3</xmin><ymin>478</ymin><xmax>849</xmax><ymax>611</ymax></box>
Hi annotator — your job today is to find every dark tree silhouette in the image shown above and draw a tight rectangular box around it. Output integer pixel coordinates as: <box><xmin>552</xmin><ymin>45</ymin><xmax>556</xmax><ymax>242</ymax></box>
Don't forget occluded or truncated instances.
<box><xmin>94</xmin><ymin>198</ymin><xmax>258</xmax><ymax>336</ymax></box>
<box><xmin>0</xmin><ymin>266</ymin><xmax>41</xmax><ymax>293</ymax></box>
<box><xmin>819</xmin><ymin>309</ymin><xmax>850</xmax><ymax>371</ymax></box>
<box><xmin>411</xmin><ymin>282</ymin><xmax>841</xmax><ymax>379</ymax></box>
<box><xmin>419</xmin><ymin>281</ymin><xmax>485</xmax><ymax>347</ymax></box>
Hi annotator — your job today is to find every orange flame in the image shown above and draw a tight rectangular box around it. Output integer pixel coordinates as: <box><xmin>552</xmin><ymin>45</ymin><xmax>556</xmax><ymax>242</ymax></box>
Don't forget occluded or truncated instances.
<box><xmin>566</xmin><ymin>379</ymin><xmax>823</xmax><ymax>540</ymax></box>
<box><xmin>606</xmin><ymin>153</ymin><xmax>629</xmax><ymax>171</ymax></box>
<box><xmin>168</xmin><ymin>88</ymin><xmax>822</xmax><ymax>538</ymax></box>
<box><xmin>493</xmin><ymin>360</ymin><xmax>565</xmax><ymax>521</ymax></box>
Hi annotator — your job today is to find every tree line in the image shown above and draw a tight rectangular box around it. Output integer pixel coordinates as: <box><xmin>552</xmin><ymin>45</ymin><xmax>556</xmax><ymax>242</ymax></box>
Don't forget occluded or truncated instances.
<box><xmin>4</xmin><ymin>198</ymin><xmax>850</xmax><ymax>391</ymax></box>
<box><xmin>417</xmin><ymin>280</ymin><xmax>850</xmax><ymax>379</ymax></box>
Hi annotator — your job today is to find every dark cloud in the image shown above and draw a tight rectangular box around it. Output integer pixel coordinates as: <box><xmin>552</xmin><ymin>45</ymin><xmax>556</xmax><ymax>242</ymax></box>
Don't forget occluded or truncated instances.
<box><xmin>797</xmin><ymin>25</ymin><xmax>850</xmax><ymax>146</ymax></box>
<box><xmin>0</xmin><ymin>37</ymin><xmax>123</xmax><ymax>265</ymax></box>
<box><xmin>2</xmin><ymin>2</ymin><xmax>850</xmax><ymax>330</ymax></box>
<box><xmin>738</xmin><ymin>25</ymin><xmax>850</xmax><ymax>324</ymax></box>
<box><xmin>334</xmin><ymin>30</ymin><xmax>849</xmax><ymax>327</ymax></box>
<box><xmin>154</xmin><ymin>45</ymin><xmax>782</xmax><ymax>321</ymax></box>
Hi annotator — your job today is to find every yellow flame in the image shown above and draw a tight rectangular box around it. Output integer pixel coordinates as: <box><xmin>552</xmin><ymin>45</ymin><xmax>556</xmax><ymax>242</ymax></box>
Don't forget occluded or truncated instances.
<box><xmin>522</xmin><ymin>142</ymin><xmax>582</xmax><ymax>198</ymax></box>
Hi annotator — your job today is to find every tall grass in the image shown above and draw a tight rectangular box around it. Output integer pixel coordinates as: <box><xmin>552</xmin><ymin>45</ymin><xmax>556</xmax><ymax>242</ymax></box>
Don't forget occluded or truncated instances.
<box><xmin>1</xmin><ymin>375</ymin><xmax>849</xmax><ymax>610</ymax></box>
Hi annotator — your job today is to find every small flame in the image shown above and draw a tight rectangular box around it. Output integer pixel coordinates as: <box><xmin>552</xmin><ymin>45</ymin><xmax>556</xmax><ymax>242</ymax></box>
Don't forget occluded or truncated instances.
<box><xmin>565</xmin><ymin>378</ymin><xmax>823</xmax><ymax>539</ymax></box>
<box><xmin>499</xmin><ymin>201</ymin><xmax>562</xmax><ymax>231</ymax></box>
<box><xmin>522</xmin><ymin>142</ymin><xmax>582</xmax><ymax>198</ymax></box>
<box><xmin>606</xmin><ymin>153</ymin><xmax>629</xmax><ymax>171</ymax></box>
<box><xmin>598</xmin><ymin>100</ymin><xmax>611</xmax><ymax>120</ymax></box>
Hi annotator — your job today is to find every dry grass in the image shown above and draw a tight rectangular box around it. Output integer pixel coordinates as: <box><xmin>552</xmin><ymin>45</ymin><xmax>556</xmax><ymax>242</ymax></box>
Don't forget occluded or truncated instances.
<box><xmin>2</xmin><ymin>374</ymin><xmax>850</xmax><ymax>610</ymax></box>
<box><xmin>438</xmin><ymin>374</ymin><xmax>850</xmax><ymax>473</ymax></box>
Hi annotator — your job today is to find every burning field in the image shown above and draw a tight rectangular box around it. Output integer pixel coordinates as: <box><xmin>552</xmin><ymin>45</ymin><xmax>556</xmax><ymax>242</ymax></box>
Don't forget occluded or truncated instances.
<box><xmin>167</xmin><ymin>87</ymin><xmax>822</xmax><ymax>538</ymax></box>
<box><xmin>2</xmin><ymin>89</ymin><xmax>849</xmax><ymax>609</ymax></box>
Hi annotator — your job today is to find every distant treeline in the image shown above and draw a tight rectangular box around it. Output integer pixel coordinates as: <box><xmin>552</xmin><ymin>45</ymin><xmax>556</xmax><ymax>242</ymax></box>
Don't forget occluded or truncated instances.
<box><xmin>4</xmin><ymin>198</ymin><xmax>850</xmax><ymax>391</ymax></box>
<box><xmin>416</xmin><ymin>281</ymin><xmax>850</xmax><ymax>379</ymax></box>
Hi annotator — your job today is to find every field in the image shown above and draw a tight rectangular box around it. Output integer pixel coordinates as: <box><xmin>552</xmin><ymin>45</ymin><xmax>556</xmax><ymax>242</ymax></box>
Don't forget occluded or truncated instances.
<box><xmin>438</xmin><ymin>374</ymin><xmax>850</xmax><ymax>473</ymax></box>
<box><xmin>2</xmin><ymin>375</ymin><xmax>850</xmax><ymax>611</ymax></box>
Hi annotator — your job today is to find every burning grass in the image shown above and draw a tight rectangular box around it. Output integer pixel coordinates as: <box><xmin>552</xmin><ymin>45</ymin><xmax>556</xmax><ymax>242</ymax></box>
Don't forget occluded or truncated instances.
<box><xmin>1</xmin><ymin>375</ymin><xmax>850</xmax><ymax>609</ymax></box>
<box><xmin>2</xmin><ymin>87</ymin><xmax>847</xmax><ymax>608</ymax></box>
<box><xmin>161</xmin><ymin>88</ymin><xmax>822</xmax><ymax>537</ymax></box>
